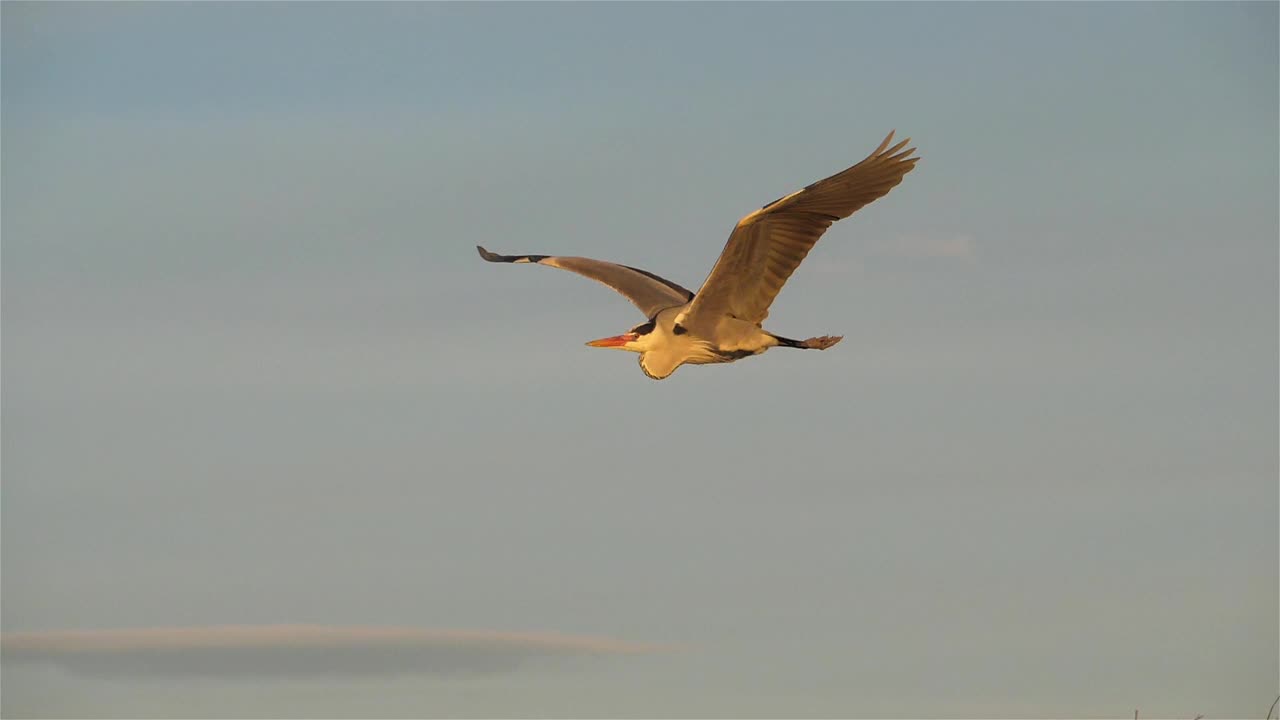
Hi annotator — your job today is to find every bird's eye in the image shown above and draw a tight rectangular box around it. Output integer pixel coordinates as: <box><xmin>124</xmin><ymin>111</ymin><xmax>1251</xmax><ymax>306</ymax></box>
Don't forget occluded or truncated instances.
<box><xmin>631</xmin><ymin>320</ymin><xmax>656</xmax><ymax>336</ymax></box>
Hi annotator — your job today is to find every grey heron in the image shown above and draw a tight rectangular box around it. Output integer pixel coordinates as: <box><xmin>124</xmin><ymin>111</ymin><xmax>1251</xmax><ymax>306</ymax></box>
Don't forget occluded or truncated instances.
<box><xmin>478</xmin><ymin>131</ymin><xmax>919</xmax><ymax>380</ymax></box>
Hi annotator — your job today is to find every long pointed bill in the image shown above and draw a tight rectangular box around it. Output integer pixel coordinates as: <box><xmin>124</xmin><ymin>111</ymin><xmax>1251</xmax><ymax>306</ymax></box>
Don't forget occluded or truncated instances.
<box><xmin>586</xmin><ymin>333</ymin><xmax>638</xmax><ymax>348</ymax></box>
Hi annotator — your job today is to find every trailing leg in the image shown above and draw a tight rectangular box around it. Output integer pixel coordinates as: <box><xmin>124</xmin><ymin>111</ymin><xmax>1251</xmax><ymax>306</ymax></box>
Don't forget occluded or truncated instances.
<box><xmin>772</xmin><ymin>334</ymin><xmax>844</xmax><ymax>350</ymax></box>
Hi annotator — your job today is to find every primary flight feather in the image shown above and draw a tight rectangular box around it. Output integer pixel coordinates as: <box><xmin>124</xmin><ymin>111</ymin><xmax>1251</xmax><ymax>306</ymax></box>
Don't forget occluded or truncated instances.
<box><xmin>478</xmin><ymin>131</ymin><xmax>919</xmax><ymax>380</ymax></box>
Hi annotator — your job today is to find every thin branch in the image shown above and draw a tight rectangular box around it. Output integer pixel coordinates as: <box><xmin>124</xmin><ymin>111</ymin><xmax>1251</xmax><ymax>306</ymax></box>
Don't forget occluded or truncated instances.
<box><xmin>1266</xmin><ymin>693</ymin><xmax>1279</xmax><ymax>720</ymax></box>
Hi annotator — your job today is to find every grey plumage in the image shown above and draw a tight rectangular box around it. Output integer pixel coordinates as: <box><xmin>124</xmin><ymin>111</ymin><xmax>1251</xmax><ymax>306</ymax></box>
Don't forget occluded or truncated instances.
<box><xmin>478</xmin><ymin>131</ymin><xmax>920</xmax><ymax>380</ymax></box>
<box><xmin>476</xmin><ymin>247</ymin><xmax>692</xmax><ymax>319</ymax></box>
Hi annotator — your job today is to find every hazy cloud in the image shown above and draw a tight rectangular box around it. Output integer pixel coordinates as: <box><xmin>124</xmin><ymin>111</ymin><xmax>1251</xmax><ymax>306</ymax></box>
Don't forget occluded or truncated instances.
<box><xmin>805</xmin><ymin>257</ymin><xmax>866</xmax><ymax>276</ymax></box>
<box><xmin>1</xmin><ymin>626</ymin><xmax>662</xmax><ymax>679</ymax></box>
<box><xmin>866</xmin><ymin>234</ymin><xmax>976</xmax><ymax>260</ymax></box>
<box><xmin>805</xmin><ymin>234</ymin><xmax>975</xmax><ymax>276</ymax></box>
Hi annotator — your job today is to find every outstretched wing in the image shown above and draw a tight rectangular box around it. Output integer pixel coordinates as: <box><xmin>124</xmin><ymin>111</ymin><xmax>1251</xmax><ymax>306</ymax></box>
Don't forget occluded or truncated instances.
<box><xmin>682</xmin><ymin>132</ymin><xmax>919</xmax><ymax>331</ymax></box>
<box><xmin>477</xmin><ymin>246</ymin><xmax>694</xmax><ymax>318</ymax></box>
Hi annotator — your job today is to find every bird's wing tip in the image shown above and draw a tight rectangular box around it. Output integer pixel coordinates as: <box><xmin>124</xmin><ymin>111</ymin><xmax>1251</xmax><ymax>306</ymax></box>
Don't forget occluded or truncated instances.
<box><xmin>477</xmin><ymin>245</ymin><xmax>503</xmax><ymax>262</ymax></box>
<box><xmin>874</xmin><ymin>130</ymin><xmax>903</xmax><ymax>155</ymax></box>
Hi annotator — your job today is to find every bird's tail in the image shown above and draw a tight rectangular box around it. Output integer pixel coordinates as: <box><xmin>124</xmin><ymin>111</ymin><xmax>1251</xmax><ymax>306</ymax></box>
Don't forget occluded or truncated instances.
<box><xmin>772</xmin><ymin>334</ymin><xmax>843</xmax><ymax>350</ymax></box>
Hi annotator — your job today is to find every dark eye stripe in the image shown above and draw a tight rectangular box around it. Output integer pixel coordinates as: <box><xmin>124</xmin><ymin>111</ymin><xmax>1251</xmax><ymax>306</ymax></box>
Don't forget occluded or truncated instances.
<box><xmin>632</xmin><ymin>320</ymin><xmax>656</xmax><ymax>336</ymax></box>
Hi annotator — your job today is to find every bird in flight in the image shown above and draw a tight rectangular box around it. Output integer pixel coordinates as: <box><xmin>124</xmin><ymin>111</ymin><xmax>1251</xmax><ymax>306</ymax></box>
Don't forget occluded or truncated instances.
<box><xmin>478</xmin><ymin>131</ymin><xmax>919</xmax><ymax>380</ymax></box>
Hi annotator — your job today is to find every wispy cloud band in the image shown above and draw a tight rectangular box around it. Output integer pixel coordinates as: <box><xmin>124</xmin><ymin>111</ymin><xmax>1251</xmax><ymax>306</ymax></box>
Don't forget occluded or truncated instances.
<box><xmin>1</xmin><ymin>625</ymin><xmax>663</xmax><ymax>678</ymax></box>
<box><xmin>866</xmin><ymin>233</ymin><xmax>976</xmax><ymax>260</ymax></box>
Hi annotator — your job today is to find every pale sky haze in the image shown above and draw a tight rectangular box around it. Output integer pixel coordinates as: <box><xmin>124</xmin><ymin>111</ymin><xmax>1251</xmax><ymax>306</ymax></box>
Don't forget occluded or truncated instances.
<box><xmin>2</xmin><ymin>2</ymin><xmax>1277</xmax><ymax>718</ymax></box>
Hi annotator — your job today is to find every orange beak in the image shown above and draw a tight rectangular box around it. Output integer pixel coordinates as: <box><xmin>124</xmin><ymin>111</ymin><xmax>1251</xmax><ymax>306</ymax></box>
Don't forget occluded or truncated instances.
<box><xmin>586</xmin><ymin>332</ymin><xmax>638</xmax><ymax>348</ymax></box>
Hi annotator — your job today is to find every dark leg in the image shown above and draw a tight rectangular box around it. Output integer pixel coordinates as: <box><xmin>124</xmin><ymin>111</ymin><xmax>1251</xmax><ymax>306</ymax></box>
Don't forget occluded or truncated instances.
<box><xmin>772</xmin><ymin>334</ymin><xmax>844</xmax><ymax>350</ymax></box>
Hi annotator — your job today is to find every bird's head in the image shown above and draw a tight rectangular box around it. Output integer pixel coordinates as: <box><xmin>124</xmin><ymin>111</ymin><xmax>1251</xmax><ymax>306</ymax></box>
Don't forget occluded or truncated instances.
<box><xmin>585</xmin><ymin>318</ymin><xmax>658</xmax><ymax>354</ymax></box>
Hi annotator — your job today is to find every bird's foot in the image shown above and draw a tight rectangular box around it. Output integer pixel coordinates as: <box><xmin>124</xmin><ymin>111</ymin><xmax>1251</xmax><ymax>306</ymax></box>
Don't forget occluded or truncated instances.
<box><xmin>800</xmin><ymin>335</ymin><xmax>843</xmax><ymax>350</ymax></box>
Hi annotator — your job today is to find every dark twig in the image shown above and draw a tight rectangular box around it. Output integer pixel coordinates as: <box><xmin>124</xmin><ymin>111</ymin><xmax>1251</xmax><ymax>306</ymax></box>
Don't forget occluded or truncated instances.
<box><xmin>1266</xmin><ymin>693</ymin><xmax>1279</xmax><ymax>720</ymax></box>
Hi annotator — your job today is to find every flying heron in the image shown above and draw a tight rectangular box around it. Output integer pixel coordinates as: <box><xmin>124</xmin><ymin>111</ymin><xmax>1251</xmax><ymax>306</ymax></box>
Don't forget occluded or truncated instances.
<box><xmin>478</xmin><ymin>131</ymin><xmax>919</xmax><ymax>380</ymax></box>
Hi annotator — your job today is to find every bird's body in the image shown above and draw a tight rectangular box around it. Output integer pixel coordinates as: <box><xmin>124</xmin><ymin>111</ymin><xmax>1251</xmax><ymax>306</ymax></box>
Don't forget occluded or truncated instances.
<box><xmin>479</xmin><ymin>131</ymin><xmax>919</xmax><ymax>380</ymax></box>
<box><xmin>626</xmin><ymin>305</ymin><xmax>768</xmax><ymax>381</ymax></box>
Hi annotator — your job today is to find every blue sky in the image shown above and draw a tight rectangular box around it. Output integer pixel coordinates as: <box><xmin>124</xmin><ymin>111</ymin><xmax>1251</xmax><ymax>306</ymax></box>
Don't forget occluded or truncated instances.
<box><xmin>3</xmin><ymin>2</ymin><xmax>1277</xmax><ymax>717</ymax></box>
